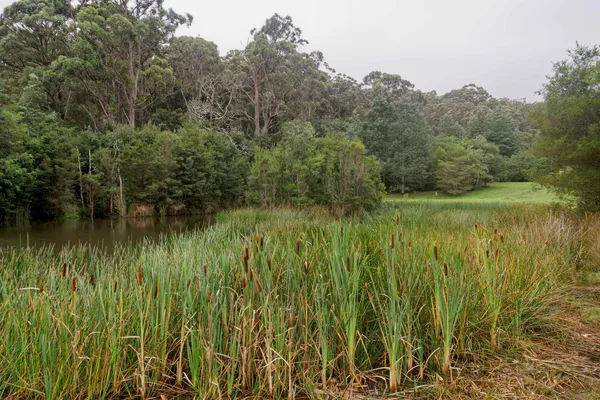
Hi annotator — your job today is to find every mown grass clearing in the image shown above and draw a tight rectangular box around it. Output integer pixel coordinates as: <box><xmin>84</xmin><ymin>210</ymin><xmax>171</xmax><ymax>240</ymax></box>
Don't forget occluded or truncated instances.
<box><xmin>386</xmin><ymin>182</ymin><xmax>559</xmax><ymax>204</ymax></box>
<box><xmin>1</xmin><ymin>200</ymin><xmax>598</xmax><ymax>399</ymax></box>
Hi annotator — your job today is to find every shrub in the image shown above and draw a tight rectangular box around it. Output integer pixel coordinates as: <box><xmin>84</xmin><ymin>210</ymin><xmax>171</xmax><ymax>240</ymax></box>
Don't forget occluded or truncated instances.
<box><xmin>247</xmin><ymin>133</ymin><xmax>385</xmax><ymax>214</ymax></box>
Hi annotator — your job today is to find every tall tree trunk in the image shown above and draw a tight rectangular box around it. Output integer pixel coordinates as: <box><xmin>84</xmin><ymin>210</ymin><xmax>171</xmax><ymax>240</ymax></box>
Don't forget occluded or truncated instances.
<box><xmin>88</xmin><ymin>148</ymin><xmax>94</xmax><ymax>219</ymax></box>
<box><xmin>253</xmin><ymin>70</ymin><xmax>260</xmax><ymax>136</ymax></box>
<box><xmin>76</xmin><ymin>147</ymin><xmax>85</xmax><ymax>209</ymax></box>
<box><xmin>118</xmin><ymin>169</ymin><xmax>126</xmax><ymax>216</ymax></box>
<box><xmin>128</xmin><ymin>41</ymin><xmax>138</xmax><ymax>127</ymax></box>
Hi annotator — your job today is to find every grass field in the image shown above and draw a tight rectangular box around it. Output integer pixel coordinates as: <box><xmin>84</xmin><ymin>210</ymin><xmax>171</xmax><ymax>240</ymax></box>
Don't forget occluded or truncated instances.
<box><xmin>0</xmin><ymin>189</ymin><xmax>598</xmax><ymax>399</ymax></box>
<box><xmin>386</xmin><ymin>182</ymin><xmax>559</xmax><ymax>203</ymax></box>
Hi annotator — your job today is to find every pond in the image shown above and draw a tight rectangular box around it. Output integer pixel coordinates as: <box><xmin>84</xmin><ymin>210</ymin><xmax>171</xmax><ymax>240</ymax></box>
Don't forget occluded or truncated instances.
<box><xmin>0</xmin><ymin>215</ymin><xmax>215</xmax><ymax>251</ymax></box>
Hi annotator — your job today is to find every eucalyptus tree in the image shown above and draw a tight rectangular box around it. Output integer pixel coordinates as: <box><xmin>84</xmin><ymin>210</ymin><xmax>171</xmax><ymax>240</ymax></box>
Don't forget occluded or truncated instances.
<box><xmin>50</xmin><ymin>0</ymin><xmax>192</xmax><ymax>129</ymax></box>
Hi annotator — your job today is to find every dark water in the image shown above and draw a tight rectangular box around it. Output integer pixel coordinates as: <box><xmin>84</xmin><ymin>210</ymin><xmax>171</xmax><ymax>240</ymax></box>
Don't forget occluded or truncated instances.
<box><xmin>0</xmin><ymin>216</ymin><xmax>214</xmax><ymax>251</ymax></box>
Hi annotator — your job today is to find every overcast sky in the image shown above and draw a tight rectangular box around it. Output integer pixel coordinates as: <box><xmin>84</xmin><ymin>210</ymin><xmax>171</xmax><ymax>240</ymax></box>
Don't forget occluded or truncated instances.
<box><xmin>2</xmin><ymin>0</ymin><xmax>598</xmax><ymax>101</ymax></box>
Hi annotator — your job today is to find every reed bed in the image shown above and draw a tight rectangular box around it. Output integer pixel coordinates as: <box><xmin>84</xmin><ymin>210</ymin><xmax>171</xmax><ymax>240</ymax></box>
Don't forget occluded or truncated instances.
<box><xmin>0</xmin><ymin>203</ymin><xmax>583</xmax><ymax>399</ymax></box>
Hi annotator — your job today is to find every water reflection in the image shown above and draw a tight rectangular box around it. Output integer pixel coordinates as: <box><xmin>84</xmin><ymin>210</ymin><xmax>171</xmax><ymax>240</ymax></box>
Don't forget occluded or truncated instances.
<box><xmin>0</xmin><ymin>215</ymin><xmax>215</xmax><ymax>251</ymax></box>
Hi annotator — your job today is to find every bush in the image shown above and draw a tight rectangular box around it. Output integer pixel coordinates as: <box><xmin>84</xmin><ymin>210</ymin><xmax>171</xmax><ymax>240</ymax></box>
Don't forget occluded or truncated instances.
<box><xmin>247</xmin><ymin>132</ymin><xmax>385</xmax><ymax>215</ymax></box>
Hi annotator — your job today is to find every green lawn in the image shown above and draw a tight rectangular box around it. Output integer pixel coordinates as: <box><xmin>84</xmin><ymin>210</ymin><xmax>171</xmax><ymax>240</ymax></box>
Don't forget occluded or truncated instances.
<box><xmin>386</xmin><ymin>182</ymin><xmax>559</xmax><ymax>203</ymax></box>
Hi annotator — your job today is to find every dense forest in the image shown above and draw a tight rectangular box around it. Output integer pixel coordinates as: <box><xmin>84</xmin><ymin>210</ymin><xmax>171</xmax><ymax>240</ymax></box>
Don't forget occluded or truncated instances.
<box><xmin>0</xmin><ymin>0</ymin><xmax>598</xmax><ymax>220</ymax></box>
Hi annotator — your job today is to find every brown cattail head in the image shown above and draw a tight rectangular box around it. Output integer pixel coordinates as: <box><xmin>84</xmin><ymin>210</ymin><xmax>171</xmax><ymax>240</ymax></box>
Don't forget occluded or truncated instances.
<box><xmin>494</xmin><ymin>228</ymin><xmax>498</xmax><ymax>235</ymax></box>
<box><xmin>249</xmin><ymin>269</ymin><xmax>253</xmax><ymax>282</ymax></box>
<box><xmin>206</xmin><ymin>289</ymin><xmax>211</xmax><ymax>302</ymax></box>
<box><xmin>203</xmin><ymin>264</ymin><xmax>207</xmax><ymax>277</ymax></box>
<box><xmin>391</xmin><ymin>233</ymin><xmax>395</xmax><ymax>249</ymax></box>
<box><xmin>243</xmin><ymin>256</ymin><xmax>249</xmax><ymax>273</ymax></box>
<box><xmin>296</xmin><ymin>240</ymin><xmax>301</xmax><ymax>255</ymax></box>
<box><xmin>71</xmin><ymin>277</ymin><xmax>77</xmax><ymax>292</ymax></box>
<box><xmin>398</xmin><ymin>283</ymin><xmax>404</xmax><ymax>298</ymax></box>
<box><xmin>475</xmin><ymin>223</ymin><xmax>479</xmax><ymax>230</ymax></box>
<box><xmin>500</xmin><ymin>234</ymin><xmax>505</xmax><ymax>243</ymax></box>
<box><xmin>267</xmin><ymin>258</ymin><xmax>272</xmax><ymax>271</ymax></box>
<box><xmin>137</xmin><ymin>264</ymin><xmax>143</xmax><ymax>286</ymax></box>
<box><xmin>346</xmin><ymin>257</ymin><xmax>351</xmax><ymax>272</ymax></box>
<box><xmin>444</xmin><ymin>263</ymin><xmax>449</xmax><ymax>277</ymax></box>
<box><xmin>113</xmin><ymin>280</ymin><xmax>118</xmax><ymax>293</ymax></box>
<box><xmin>260</xmin><ymin>236</ymin><xmax>265</xmax><ymax>249</ymax></box>
<box><xmin>495</xmin><ymin>248</ymin><xmax>500</xmax><ymax>258</ymax></box>
<box><xmin>61</xmin><ymin>263</ymin><xmax>67</xmax><ymax>278</ymax></box>
<box><xmin>245</xmin><ymin>246</ymin><xmax>249</xmax><ymax>259</ymax></box>
<box><xmin>89</xmin><ymin>274</ymin><xmax>95</xmax><ymax>287</ymax></box>
<box><xmin>486</xmin><ymin>249</ymin><xmax>490</xmax><ymax>258</ymax></box>
<box><xmin>241</xmin><ymin>277</ymin><xmax>247</xmax><ymax>289</ymax></box>
<box><xmin>434</xmin><ymin>246</ymin><xmax>439</xmax><ymax>261</ymax></box>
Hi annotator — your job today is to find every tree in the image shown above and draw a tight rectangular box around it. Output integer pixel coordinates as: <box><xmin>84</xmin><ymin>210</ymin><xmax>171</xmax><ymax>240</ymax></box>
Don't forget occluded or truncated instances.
<box><xmin>532</xmin><ymin>44</ymin><xmax>600</xmax><ymax>211</ymax></box>
<box><xmin>51</xmin><ymin>0</ymin><xmax>191</xmax><ymax>128</ymax></box>
<box><xmin>434</xmin><ymin>136</ymin><xmax>490</xmax><ymax>194</ymax></box>
<box><xmin>247</xmin><ymin>130</ymin><xmax>384</xmax><ymax>214</ymax></box>
<box><xmin>484</xmin><ymin>107</ymin><xmax>521</xmax><ymax>157</ymax></box>
<box><xmin>359</xmin><ymin>91</ymin><xmax>431</xmax><ymax>193</ymax></box>
<box><xmin>0</xmin><ymin>0</ymin><xmax>73</xmax><ymax>115</ymax></box>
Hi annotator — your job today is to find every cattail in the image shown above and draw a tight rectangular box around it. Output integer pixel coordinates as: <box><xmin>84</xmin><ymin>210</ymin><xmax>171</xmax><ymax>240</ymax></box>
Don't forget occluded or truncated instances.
<box><xmin>391</xmin><ymin>233</ymin><xmax>395</xmax><ymax>249</ymax></box>
<box><xmin>249</xmin><ymin>269</ymin><xmax>253</xmax><ymax>282</ymax></box>
<box><xmin>241</xmin><ymin>277</ymin><xmax>247</xmax><ymax>289</ymax></box>
<box><xmin>203</xmin><ymin>265</ymin><xmax>207</xmax><ymax>277</ymax></box>
<box><xmin>398</xmin><ymin>283</ymin><xmax>404</xmax><ymax>298</ymax></box>
<box><xmin>495</xmin><ymin>248</ymin><xmax>500</xmax><ymax>258</ymax></box>
<box><xmin>61</xmin><ymin>262</ymin><xmax>67</xmax><ymax>278</ymax></box>
<box><xmin>500</xmin><ymin>234</ymin><xmax>505</xmax><ymax>243</ymax></box>
<box><xmin>260</xmin><ymin>236</ymin><xmax>264</xmax><ymax>248</ymax></box>
<box><xmin>267</xmin><ymin>258</ymin><xmax>272</xmax><ymax>271</ymax></box>
<box><xmin>434</xmin><ymin>246</ymin><xmax>438</xmax><ymax>261</ymax></box>
<box><xmin>71</xmin><ymin>277</ymin><xmax>77</xmax><ymax>292</ymax></box>
<box><xmin>494</xmin><ymin>228</ymin><xmax>498</xmax><ymax>235</ymax></box>
<box><xmin>475</xmin><ymin>223</ymin><xmax>479</xmax><ymax>230</ymax></box>
<box><xmin>113</xmin><ymin>280</ymin><xmax>118</xmax><ymax>293</ymax></box>
<box><xmin>255</xmin><ymin>279</ymin><xmax>262</xmax><ymax>293</ymax></box>
<box><xmin>89</xmin><ymin>274</ymin><xmax>95</xmax><ymax>287</ymax></box>
<box><xmin>296</xmin><ymin>240</ymin><xmax>301</xmax><ymax>255</ymax></box>
<box><xmin>245</xmin><ymin>246</ymin><xmax>249</xmax><ymax>259</ymax></box>
<box><xmin>243</xmin><ymin>256</ymin><xmax>249</xmax><ymax>273</ymax></box>
<box><xmin>346</xmin><ymin>257</ymin><xmax>351</xmax><ymax>272</ymax></box>
<box><xmin>304</xmin><ymin>261</ymin><xmax>310</xmax><ymax>274</ymax></box>
<box><xmin>486</xmin><ymin>249</ymin><xmax>490</xmax><ymax>258</ymax></box>
<box><xmin>154</xmin><ymin>282</ymin><xmax>159</xmax><ymax>299</ymax></box>
<box><xmin>137</xmin><ymin>264</ymin><xmax>143</xmax><ymax>286</ymax></box>
<box><xmin>444</xmin><ymin>263</ymin><xmax>449</xmax><ymax>277</ymax></box>
<box><xmin>39</xmin><ymin>281</ymin><xmax>44</xmax><ymax>293</ymax></box>
<box><xmin>206</xmin><ymin>289</ymin><xmax>211</xmax><ymax>302</ymax></box>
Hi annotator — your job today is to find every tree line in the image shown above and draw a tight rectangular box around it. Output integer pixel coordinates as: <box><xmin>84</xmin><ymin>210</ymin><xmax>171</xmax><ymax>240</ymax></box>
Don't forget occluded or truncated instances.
<box><xmin>0</xmin><ymin>0</ymin><xmax>597</xmax><ymax>220</ymax></box>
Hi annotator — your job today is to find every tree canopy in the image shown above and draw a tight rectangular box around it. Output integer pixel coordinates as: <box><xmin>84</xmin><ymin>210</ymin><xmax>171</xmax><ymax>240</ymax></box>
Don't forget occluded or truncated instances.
<box><xmin>0</xmin><ymin>0</ymin><xmax>581</xmax><ymax>220</ymax></box>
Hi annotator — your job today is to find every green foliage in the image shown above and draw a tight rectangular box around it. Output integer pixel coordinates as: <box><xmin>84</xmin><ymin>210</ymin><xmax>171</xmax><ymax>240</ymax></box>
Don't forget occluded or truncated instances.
<box><xmin>434</xmin><ymin>136</ymin><xmax>491</xmax><ymax>195</ymax></box>
<box><xmin>359</xmin><ymin>92</ymin><xmax>431</xmax><ymax>193</ymax></box>
<box><xmin>247</xmin><ymin>129</ymin><xmax>384</xmax><ymax>214</ymax></box>
<box><xmin>0</xmin><ymin>203</ymin><xmax>580</xmax><ymax>397</ymax></box>
<box><xmin>532</xmin><ymin>44</ymin><xmax>600</xmax><ymax>211</ymax></box>
<box><xmin>484</xmin><ymin>107</ymin><xmax>522</xmax><ymax>157</ymax></box>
